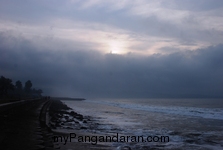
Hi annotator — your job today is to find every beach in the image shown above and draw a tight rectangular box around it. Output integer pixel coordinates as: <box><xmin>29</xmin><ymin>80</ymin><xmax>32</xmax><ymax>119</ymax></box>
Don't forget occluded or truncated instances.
<box><xmin>60</xmin><ymin>98</ymin><xmax>223</xmax><ymax>150</ymax></box>
<box><xmin>1</xmin><ymin>98</ymin><xmax>223</xmax><ymax>150</ymax></box>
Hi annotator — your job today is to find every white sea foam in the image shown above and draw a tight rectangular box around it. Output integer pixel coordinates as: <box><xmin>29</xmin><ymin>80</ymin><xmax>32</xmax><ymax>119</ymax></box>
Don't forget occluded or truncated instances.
<box><xmin>86</xmin><ymin>100</ymin><xmax>223</xmax><ymax>120</ymax></box>
<box><xmin>63</xmin><ymin>99</ymin><xmax>223</xmax><ymax>149</ymax></box>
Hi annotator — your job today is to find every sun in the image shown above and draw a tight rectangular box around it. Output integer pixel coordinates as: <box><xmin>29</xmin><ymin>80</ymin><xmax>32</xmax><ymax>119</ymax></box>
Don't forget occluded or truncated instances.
<box><xmin>110</xmin><ymin>45</ymin><xmax>121</xmax><ymax>54</ymax></box>
<box><xmin>110</xmin><ymin>50</ymin><xmax>120</xmax><ymax>54</ymax></box>
<box><xmin>108</xmin><ymin>41</ymin><xmax>125</xmax><ymax>54</ymax></box>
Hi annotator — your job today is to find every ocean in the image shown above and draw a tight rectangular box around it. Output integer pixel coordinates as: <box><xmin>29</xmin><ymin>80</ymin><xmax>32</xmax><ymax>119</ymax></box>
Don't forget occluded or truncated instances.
<box><xmin>62</xmin><ymin>98</ymin><xmax>223</xmax><ymax>149</ymax></box>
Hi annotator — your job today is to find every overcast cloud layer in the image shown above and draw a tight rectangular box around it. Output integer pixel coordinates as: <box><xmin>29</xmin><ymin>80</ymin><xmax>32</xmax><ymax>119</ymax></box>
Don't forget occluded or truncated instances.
<box><xmin>1</xmin><ymin>0</ymin><xmax>223</xmax><ymax>98</ymax></box>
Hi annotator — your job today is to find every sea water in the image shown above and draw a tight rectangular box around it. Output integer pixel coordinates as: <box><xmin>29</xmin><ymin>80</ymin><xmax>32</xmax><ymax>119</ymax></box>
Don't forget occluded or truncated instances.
<box><xmin>62</xmin><ymin>98</ymin><xmax>223</xmax><ymax>149</ymax></box>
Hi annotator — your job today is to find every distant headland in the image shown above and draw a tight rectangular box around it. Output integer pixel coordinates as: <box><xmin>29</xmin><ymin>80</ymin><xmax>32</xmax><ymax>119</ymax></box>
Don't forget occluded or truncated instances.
<box><xmin>52</xmin><ymin>97</ymin><xmax>86</xmax><ymax>101</ymax></box>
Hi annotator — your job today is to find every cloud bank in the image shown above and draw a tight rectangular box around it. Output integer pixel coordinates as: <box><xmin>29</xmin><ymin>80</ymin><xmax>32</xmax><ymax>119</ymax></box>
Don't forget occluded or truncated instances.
<box><xmin>1</xmin><ymin>32</ymin><xmax>222</xmax><ymax>98</ymax></box>
<box><xmin>1</xmin><ymin>0</ymin><xmax>223</xmax><ymax>98</ymax></box>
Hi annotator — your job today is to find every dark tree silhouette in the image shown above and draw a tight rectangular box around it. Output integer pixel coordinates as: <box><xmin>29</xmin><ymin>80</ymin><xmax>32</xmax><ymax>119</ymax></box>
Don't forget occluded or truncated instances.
<box><xmin>31</xmin><ymin>88</ymin><xmax>43</xmax><ymax>97</ymax></box>
<box><xmin>24</xmin><ymin>80</ymin><xmax>32</xmax><ymax>93</ymax></box>
<box><xmin>14</xmin><ymin>80</ymin><xmax>23</xmax><ymax>99</ymax></box>
<box><xmin>0</xmin><ymin>76</ymin><xmax>44</xmax><ymax>101</ymax></box>
<box><xmin>15</xmin><ymin>80</ymin><xmax>23</xmax><ymax>90</ymax></box>
<box><xmin>37</xmin><ymin>89</ymin><xmax>43</xmax><ymax>95</ymax></box>
<box><xmin>0</xmin><ymin>76</ymin><xmax>14</xmax><ymax>96</ymax></box>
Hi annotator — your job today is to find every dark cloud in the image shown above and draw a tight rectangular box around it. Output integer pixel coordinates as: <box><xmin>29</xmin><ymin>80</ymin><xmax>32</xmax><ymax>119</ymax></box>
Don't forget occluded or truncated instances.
<box><xmin>164</xmin><ymin>0</ymin><xmax>223</xmax><ymax>11</ymax></box>
<box><xmin>1</xmin><ymin>32</ymin><xmax>223</xmax><ymax>98</ymax></box>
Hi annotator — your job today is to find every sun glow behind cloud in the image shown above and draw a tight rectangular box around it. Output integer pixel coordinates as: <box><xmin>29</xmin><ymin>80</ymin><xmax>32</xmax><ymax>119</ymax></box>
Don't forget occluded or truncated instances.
<box><xmin>0</xmin><ymin>17</ymin><xmax>218</xmax><ymax>56</ymax></box>
<box><xmin>0</xmin><ymin>0</ymin><xmax>223</xmax><ymax>55</ymax></box>
<box><xmin>107</xmin><ymin>40</ymin><xmax>127</xmax><ymax>54</ymax></box>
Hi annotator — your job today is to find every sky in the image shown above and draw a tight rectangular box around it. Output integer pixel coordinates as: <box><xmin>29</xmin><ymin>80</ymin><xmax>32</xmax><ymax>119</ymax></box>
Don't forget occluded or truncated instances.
<box><xmin>0</xmin><ymin>0</ymin><xmax>223</xmax><ymax>98</ymax></box>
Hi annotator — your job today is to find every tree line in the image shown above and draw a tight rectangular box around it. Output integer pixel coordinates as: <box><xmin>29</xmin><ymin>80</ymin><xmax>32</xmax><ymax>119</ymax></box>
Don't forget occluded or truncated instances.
<box><xmin>0</xmin><ymin>75</ymin><xmax>43</xmax><ymax>101</ymax></box>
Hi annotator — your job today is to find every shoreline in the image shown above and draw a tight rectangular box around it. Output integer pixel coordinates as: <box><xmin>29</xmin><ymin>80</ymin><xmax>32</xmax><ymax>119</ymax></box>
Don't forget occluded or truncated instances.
<box><xmin>49</xmin><ymin>99</ymin><xmax>117</xmax><ymax>150</ymax></box>
<box><xmin>2</xmin><ymin>98</ymin><xmax>222</xmax><ymax>149</ymax></box>
<box><xmin>51</xmin><ymin>97</ymin><xmax>86</xmax><ymax>101</ymax></box>
<box><xmin>50</xmin><ymin>99</ymin><xmax>223</xmax><ymax>150</ymax></box>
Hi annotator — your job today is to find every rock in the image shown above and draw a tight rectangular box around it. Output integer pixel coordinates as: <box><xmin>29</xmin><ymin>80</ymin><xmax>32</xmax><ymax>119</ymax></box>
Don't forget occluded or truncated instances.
<box><xmin>66</xmin><ymin>127</ymin><xmax>73</xmax><ymax>129</ymax></box>
<box><xmin>116</xmin><ymin>146</ymin><xmax>131</xmax><ymax>150</ymax></box>
<box><xmin>67</xmin><ymin>119</ymin><xmax>73</xmax><ymax>122</ymax></box>
<box><xmin>70</xmin><ymin>111</ymin><xmax>77</xmax><ymax>116</ymax></box>
<box><xmin>76</xmin><ymin>115</ymin><xmax>83</xmax><ymax>121</ymax></box>
<box><xmin>55</xmin><ymin>123</ymin><xmax>61</xmax><ymax>127</ymax></box>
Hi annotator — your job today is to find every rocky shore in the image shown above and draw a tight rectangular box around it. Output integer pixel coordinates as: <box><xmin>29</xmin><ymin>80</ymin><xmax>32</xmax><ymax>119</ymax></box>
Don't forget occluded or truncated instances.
<box><xmin>49</xmin><ymin>100</ymin><xmax>99</xmax><ymax>131</ymax></box>
<box><xmin>48</xmin><ymin>100</ymin><xmax>114</xmax><ymax>150</ymax></box>
<box><xmin>0</xmin><ymin>99</ymin><xmax>130</xmax><ymax>150</ymax></box>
